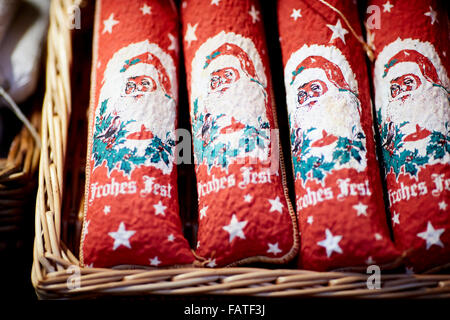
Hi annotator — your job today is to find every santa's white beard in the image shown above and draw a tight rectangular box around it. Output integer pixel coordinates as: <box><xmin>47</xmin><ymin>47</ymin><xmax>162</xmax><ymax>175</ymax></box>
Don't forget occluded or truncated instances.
<box><xmin>386</xmin><ymin>84</ymin><xmax>448</xmax><ymax>130</ymax></box>
<box><xmin>201</xmin><ymin>77</ymin><xmax>268</xmax><ymax>128</ymax></box>
<box><xmin>107</xmin><ymin>91</ymin><xmax>176</xmax><ymax>157</ymax></box>
<box><xmin>385</xmin><ymin>84</ymin><xmax>449</xmax><ymax>153</ymax></box>
<box><xmin>293</xmin><ymin>90</ymin><xmax>363</xmax><ymax>140</ymax></box>
<box><xmin>197</xmin><ymin>77</ymin><xmax>270</xmax><ymax>163</ymax></box>
<box><xmin>292</xmin><ymin>90</ymin><xmax>367</xmax><ymax>171</ymax></box>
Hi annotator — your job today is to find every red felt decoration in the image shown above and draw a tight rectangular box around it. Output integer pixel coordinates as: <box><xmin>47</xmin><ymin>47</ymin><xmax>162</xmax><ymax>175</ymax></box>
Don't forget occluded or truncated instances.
<box><xmin>367</xmin><ymin>0</ymin><xmax>450</xmax><ymax>272</ymax></box>
<box><xmin>277</xmin><ymin>0</ymin><xmax>400</xmax><ymax>271</ymax></box>
<box><xmin>80</xmin><ymin>0</ymin><xmax>194</xmax><ymax>268</ymax></box>
<box><xmin>181</xmin><ymin>0</ymin><xmax>299</xmax><ymax>267</ymax></box>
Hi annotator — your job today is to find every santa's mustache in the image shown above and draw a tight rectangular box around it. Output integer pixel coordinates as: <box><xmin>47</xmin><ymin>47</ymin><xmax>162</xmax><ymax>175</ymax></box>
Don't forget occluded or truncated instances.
<box><xmin>298</xmin><ymin>97</ymin><xmax>320</xmax><ymax>109</ymax></box>
<box><xmin>389</xmin><ymin>90</ymin><xmax>415</xmax><ymax>103</ymax></box>
<box><xmin>119</xmin><ymin>91</ymin><xmax>158</xmax><ymax>101</ymax></box>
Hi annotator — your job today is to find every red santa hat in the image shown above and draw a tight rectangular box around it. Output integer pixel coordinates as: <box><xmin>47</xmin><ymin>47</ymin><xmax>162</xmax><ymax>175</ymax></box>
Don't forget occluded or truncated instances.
<box><xmin>374</xmin><ymin>38</ymin><xmax>450</xmax><ymax>110</ymax></box>
<box><xmin>290</xmin><ymin>55</ymin><xmax>352</xmax><ymax>93</ymax></box>
<box><xmin>100</xmin><ymin>40</ymin><xmax>178</xmax><ymax>104</ymax></box>
<box><xmin>203</xmin><ymin>42</ymin><xmax>258</xmax><ymax>82</ymax></box>
<box><xmin>191</xmin><ymin>31</ymin><xmax>267</xmax><ymax>100</ymax></box>
<box><xmin>119</xmin><ymin>51</ymin><xmax>173</xmax><ymax>98</ymax></box>
<box><xmin>383</xmin><ymin>49</ymin><xmax>442</xmax><ymax>86</ymax></box>
<box><xmin>284</xmin><ymin>45</ymin><xmax>361</xmax><ymax>121</ymax></box>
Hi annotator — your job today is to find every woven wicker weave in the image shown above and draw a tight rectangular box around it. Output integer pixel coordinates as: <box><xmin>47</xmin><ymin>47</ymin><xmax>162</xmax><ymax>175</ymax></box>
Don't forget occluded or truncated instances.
<box><xmin>31</xmin><ymin>0</ymin><xmax>450</xmax><ymax>299</ymax></box>
<box><xmin>0</xmin><ymin>107</ymin><xmax>40</xmax><ymax>249</ymax></box>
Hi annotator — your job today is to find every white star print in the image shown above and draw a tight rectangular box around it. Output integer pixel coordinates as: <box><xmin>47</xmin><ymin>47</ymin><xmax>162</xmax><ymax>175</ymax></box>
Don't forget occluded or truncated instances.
<box><xmin>443</xmin><ymin>51</ymin><xmax>447</xmax><ymax>57</ymax></box>
<box><xmin>326</xmin><ymin>19</ymin><xmax>348</xmax><ymax>44</ymax></box>
<box><xmin>290</xmin><ymin>8</ymin><xmax>302</xmax><ymax>21</ymax></box>
<box><xmin>382</xmin><ymin>1</ymin><xmax>394</xmax><ymax>13</ymax></box>
<box><xmin>307</xmin><ymin>216</ymin><xmax>314</xmax><ymax>225</ymax></box>
<box><xmin>149</xmin><ymin>256</ymin><xmax>161</xmax><ymax>266</ymax></box>
<box><xmin>438</xmin><ymin>201</ymin><xmax>447</xmax><ymax>211</ymax></box>
<box><xmin>97</xmin><ymin>61</ymin><xmax>101</xmax><ymax>69</ymax></box>
<box><xmin>197</xmin><ymin>241</ymin><xmax>200</xmax><ymax>249</ymax></box>
<box><xmin>424</xmin><ymin>6</ymin><xmax>438</xmax><ymax>25</ymax></box>
<box><xmin>85</xmin><ymin>263</ymin><xmax>94</xmax><ymax>268</ymax></box>
<box><xmin>365</xmin><ymin>256</ymin><xmax>375</xmax><ymax>265</ymax></box>
<box><xmin>374</xmin><ymin>233</ymin><xmax>383</xmax><ymax>241</ymax></box>
<box><xmin>140</xmin><ymin>4</ymin><xmax>151</xmax><ymax>15</ymax></box>
<box><xmin>317</xmin><ymin>229</ymin><xmax>343</xmax><ymax>258</ymax></box>
<box><xmin>392</xmin><ymin>212</ymin><xmax>400</xmax><ymax>226</ymax></box>
<box><xmin>248</xmin><ymin>5</ymin><xmax>260</xmax><ymax>24</ymax></box>
<box><xmin>268</xmin><ymin>196</ymin><xmax>284</xmax><ymax>213</ymax></box>
<box><xmin>184</xmin><ymin>23</ymin><xmax>198</xmax><ymax>47</ymax></box>
<box><xmin>417</xmin><ymin>221</ymin><xmax>445</xmax><ymax>250</ymax></box>
<box><xmin>267</xmin><ymin>242</ymin><xmax>282</xmax><ymax>255</ymax></box>
<box><xmin>244</xmin><ymin>194</ymin><xmax>253</xmax><ymax>203</ymax></box>
<box><xmin>108</xmin><ymin>222</ymin><xmax>136</xmax><ymax>250</ymax></box>
<box><xmin>210</xmin><ymin>0</ymin><xmax>220</xmax><ymax>6</ymax></box>
<box><xmin>206</xmin><ymin>259</ymin><xmax>217</xmax><ymax>267</ymax></box>
<box><xmin>199</xmin><ymin>206</ymin><xmax>208</xmax><ymax>220</ymax></box>
<box><xmin>102</xmin><ymin>13</ymin><xmax>119</xmax><ymax>34</ymax></box>
<box><xmin>182</xmin><ymin>1</ymin><xmax>187</xmax><ymax>9</ymax></box>
<box><xmin>154</xmin><ymin>201</ymin><xmax>166</xmax><ymax>216</ymax></box>
<box><xmin>168</xmin><ymin>33</ymin><xmax>178</xmax><ymax>53</ymax></box>
<box><xmin>353</xmin><ymin>202</ymin><xmax>368</xmax><ymax>217</ymax></box>
<box><xmin>222</xmin><ymin>214</ymin><xmax>247</xmax><ymax>243</ymax></box>
<box><xmin>103</xmin><ymin>205</ymin><xmax>111</xmax><ymax>215</ymax></box>
<box><xmin>167</xmin><ymin>234</ymin><xmax>175</xmax><ymax>242</ymax></box>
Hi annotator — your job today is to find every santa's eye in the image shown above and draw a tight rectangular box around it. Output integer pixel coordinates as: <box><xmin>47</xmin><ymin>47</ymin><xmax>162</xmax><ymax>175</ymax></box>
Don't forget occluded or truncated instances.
<box><xmin>311</xmin><ymin>83</ymin><xmax>321</xmax><ymax>92</ymax></box>
<box><xmin>210</xmin><ymin>76</ymin><xmax>220</xmax><ymax>89</ymax></box>
<box><xmin>141</xmin><ymin>79</ymin><xmax>150</xmax><ymax>86</ymax></box>
<box><xmin>297</xmin><ymin>90</ymin><xmax>307</xmax><ymax>103</ymax></box>
<box><xmin>125</xmin><ymin>81</ymin><xmax>136</xmax><ymax>93</ymax></box>
<box><xmin>404</xmin><ymin>77</ymin><xmax>414</xmax><ymax>86</ymax></box>
<box><xmin>224</xmin><ymin>71</ymin><xmax>233</xmax><ymax>79</ymax></box>
<box><xmin>390</xmin><ymin>83</ymin><xmax>400</xmax><ymax>97</ymax></box>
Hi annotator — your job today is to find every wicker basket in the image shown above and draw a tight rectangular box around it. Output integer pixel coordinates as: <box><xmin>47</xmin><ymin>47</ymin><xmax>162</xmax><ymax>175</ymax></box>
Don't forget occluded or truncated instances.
<box><xmin>0</xmin><ymin>106</ymin><xmax>40</xmax><ymax>252</ymax></box>
<box><xmin>31</xmin><ymin>0</ymin><xmax>450</xmax><ymax>300</ymax></box>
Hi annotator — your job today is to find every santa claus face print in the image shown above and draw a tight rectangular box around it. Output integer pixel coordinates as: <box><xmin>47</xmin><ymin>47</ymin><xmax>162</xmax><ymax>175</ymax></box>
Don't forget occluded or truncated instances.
<box><xmin>91</xmin><ymin>41</ymin><xmax>178</xmax><ymax>176</ymax></box>
<box><xmin>209</xmin><ymin>67</ymin><xmax>240</xmax><ymax>94</ymax></box>
<box><xmin>284</xmin><ymin>45</ymin><xmax>367</xmax><ymax>184</ymax></box>
<box><xmin>389</xmin><ymin>73</ymin><xmax>422</xmax><ymax>102</ymax></box>
<box><xmin>297</xmin><ymin>79</ymin><xmax>329</xmax><ymax>109</ymax></box>
<box><xmin>374</xmin><ymin>39</ymin><xmax>450</xmax><ymax>177</ymax></box>
<box><xmin>124</xmin><ymin>75</ymin><xmax>157</xmax><ymax>98</ymax></box>
<box><xmin>191</xmin><ymin>32</ymin><xmax>271</xmax><ymax>169</ymax></box>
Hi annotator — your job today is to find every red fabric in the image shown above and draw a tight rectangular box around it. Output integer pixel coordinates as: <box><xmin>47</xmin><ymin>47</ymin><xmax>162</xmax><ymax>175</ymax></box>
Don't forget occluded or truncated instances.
<box><xmin>80</xmin><ymin>0</ymin><xmax>194</xmax><ymax>268</ymax></box>
<box><xmin>181</xmin><ymin>0</ymin><xmax>298</xmax><ymax>267</ymax></box>
<box><xmin>278</xmin><ymin>0</ymin><xmax>399</xmax><ymax>271</ymax></box>
<box><xmin>368</xmin><ymin>0</ymin><xmax>450</xmax><ymax>272</ymax></box>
